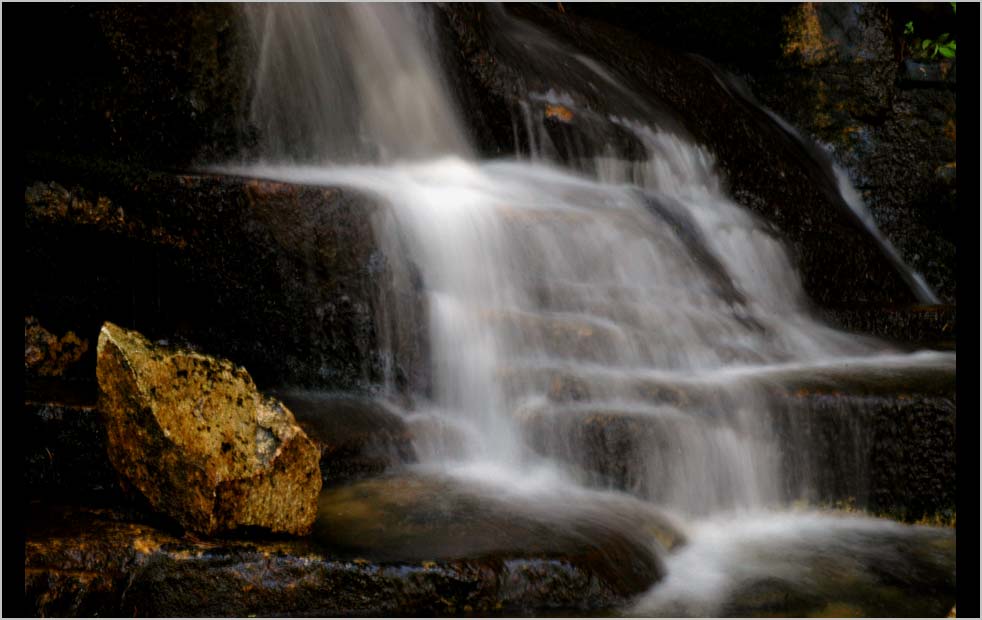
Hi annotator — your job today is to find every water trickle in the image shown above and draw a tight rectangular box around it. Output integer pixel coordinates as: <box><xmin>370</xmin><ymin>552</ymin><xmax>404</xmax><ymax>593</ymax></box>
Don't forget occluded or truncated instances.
<box><xmin>225</xmin><ymin>4</ymin><xmax>955</xmax><ymax>614</ymax></box>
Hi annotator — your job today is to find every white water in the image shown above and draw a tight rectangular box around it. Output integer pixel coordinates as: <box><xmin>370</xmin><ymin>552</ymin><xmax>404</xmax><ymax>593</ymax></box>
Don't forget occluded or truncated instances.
<box><xmin>243</xmin><ymin>4</ymin><xmax>470</xmax><ymax>163</ymax></box>
<box><xmin>228</xmin><ymin>4</ymin><xmax>955</xmax><ymax>614</ymax></box>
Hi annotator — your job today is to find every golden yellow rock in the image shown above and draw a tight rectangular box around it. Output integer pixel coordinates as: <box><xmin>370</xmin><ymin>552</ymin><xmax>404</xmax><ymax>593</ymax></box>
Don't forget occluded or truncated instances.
<box><xmin>96</xmin><ymin>322</ymin><xmax>321</xmax><ymax>535</ymax></box>
<box><xmin>544</xmin><ymin>104</ymin><xmax>574</xmax><ymax>123</ymax></box>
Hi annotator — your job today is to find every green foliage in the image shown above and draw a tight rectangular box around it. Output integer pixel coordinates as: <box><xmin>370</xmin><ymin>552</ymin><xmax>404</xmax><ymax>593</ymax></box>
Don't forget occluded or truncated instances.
<box><xmin>921</xmin><ymin>33</ymin><xmax>956</xmax><ymax>59</ymax></box>
<box><xmin>902</xmin><ymin>4</ymin><xmax>957</xmax><ymax>61</ymax></box>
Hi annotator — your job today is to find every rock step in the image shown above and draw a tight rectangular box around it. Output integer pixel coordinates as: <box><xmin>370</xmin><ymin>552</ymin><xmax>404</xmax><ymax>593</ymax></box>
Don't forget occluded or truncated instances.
<box><xmin>26</xmin><ymin>472</ymin><xmax>678</xmax><ymax>616</ymax></box>
<box><xmin>823</xmin><ymin>304</ymin><xmax>957</xmax><ymax>351</ymax></box>
<box><xmin>521</xmin><ymin>391</ymin><xmax>955</xmax><ymax>522</ymax></box>
<box><xmin>498</xmin><ymin>352</ymin><xmax>955</xmax><ymax>406</ymax></box>
<box><xmin>469</xmin><ymin>305</ymin><xmax>775</xmax><ymax>368</ymax></box>
<box><xmin>525</xmin><ymin>279</ymin><xmax>741</xmax><ymax>312</ymax></box>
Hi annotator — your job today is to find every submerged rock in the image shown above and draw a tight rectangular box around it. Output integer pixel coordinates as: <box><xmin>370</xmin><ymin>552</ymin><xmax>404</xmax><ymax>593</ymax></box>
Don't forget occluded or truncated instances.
<box><xmin>313</xmin><ymin>472</ymin><xmax>682</xmax><ymax>612</ymax></box>
<box><xmin>315</xmin><ymin>473</ymin><xmax>684</xmax><ymax>563</ymax></box>
<box><xmin>96</xmin><ymin>322</ymin><xmax>321</xmax><ymax>535</ymax></box>
<box><xmin>633</xmin><ymin>512</ymin><xmax>955</xmax><ymax>618</ymax></box>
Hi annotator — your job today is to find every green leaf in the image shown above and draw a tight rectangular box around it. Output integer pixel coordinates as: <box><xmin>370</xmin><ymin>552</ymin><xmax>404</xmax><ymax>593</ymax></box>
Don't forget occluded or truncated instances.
<box><xmin>904</xmin><ymin>21</ymin><xmax>914</xmax><ymax>35</ymax></box>
<box><xmin>950</xmin><ymin>41</ymin><xmax>956</xmax><ymax>50</ymax></box>
<box><xmin>938</xmin><ymin>46</ymin><xmax>955</xmax><ymax>58</ymax></box>
<box><xmin>950</xmin><ymin>2</ymin><xmax>956</xmax><ymax>14</ymax></box>
<box><xmin>922</xmin><ymin>39</ymin><xmax>932</xmax><ymax>49</ymax></box>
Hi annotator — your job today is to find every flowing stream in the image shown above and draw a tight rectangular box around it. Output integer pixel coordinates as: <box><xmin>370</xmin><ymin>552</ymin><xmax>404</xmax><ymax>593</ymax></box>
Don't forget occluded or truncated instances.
<box><xmin>225</xmin><ymin>4</ymin><xmax>955</xmax><ymax>615</ymax></box>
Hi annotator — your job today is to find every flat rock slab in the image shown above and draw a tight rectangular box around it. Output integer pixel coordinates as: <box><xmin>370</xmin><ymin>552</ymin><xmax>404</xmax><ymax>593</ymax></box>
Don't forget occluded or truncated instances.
<box><xmin>97</xmin><ymin>322</ymin><xmax>321</xmax><ymax>535</ymax></box>
<box><xmin>315</xmin><ymin>472</ymin><xmax>683</xmax><ymax>560</ymax></box>
<box><xmin>25</xmin><ymin>482</ymin><xmax>676</xmax><ymax>617</ymax></box>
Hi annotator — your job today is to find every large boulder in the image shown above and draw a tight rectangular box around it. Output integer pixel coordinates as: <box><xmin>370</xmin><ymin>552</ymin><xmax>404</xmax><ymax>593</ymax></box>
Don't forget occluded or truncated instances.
<box><xmin>96</xmin><ymin>322</ymin><xmax>321</xmax><ymax>535</ymax></box>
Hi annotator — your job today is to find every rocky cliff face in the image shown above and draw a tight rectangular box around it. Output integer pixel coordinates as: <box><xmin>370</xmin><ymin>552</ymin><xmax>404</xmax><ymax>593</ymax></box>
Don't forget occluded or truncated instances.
<box><xmin>22</xmin><ymin>168</ymin><xmax>425</xmax><ymax>394</ymax></box>
<box><xmin>758</xmin><ymin>3</ymin><xmax>957</xmax><ymax>304</ymax></box>
<box><xmin>11</xmin><ymin>3</ymin><xmax>956</xmax><ymax>319</ymax></box>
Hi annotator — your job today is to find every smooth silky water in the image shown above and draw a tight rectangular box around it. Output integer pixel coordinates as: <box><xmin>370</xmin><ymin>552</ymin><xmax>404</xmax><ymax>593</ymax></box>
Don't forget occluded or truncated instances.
<box><xmin>224</xmin><ymin>4</ymin><xmax>955</xmax><ymax>615</ymax></box>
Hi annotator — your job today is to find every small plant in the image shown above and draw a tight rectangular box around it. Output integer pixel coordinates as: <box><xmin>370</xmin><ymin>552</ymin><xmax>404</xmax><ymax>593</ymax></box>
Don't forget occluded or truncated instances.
<box><xmin>921</xmin><ymin>33</ymin><xmax>956</xmax><ymax>59</ymax></box>
<box><xmin>902</xmin><ymin>4</ymin><xmax>957</xmax><ymax>62</ymax></box>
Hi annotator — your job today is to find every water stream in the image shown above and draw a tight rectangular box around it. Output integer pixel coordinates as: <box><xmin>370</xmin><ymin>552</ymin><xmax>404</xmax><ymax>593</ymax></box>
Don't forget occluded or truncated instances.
<box><xmin>224</xmin><ymin>4</ymin><xmax>955</xmax><ymax>615</ymax></box>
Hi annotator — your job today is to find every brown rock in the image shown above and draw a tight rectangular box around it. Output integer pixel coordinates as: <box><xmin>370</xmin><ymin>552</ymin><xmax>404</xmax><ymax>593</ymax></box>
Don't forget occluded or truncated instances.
<box><xmin>24</xmin><ymin>502</ymin><xmax>665</xmax><ymax>616</ymax></box>
<box><xmin>96</xmin><ymin>322</ymin><xmax>321</xmax><ymax>535</ymax></box>
<box><xmin>25</xmin><ymin>316</ymin><xmax>89</xmax><ymax>377</ymax></box>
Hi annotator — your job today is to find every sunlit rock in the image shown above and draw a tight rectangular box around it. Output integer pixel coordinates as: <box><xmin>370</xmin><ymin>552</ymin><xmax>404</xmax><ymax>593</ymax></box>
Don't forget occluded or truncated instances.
<box><xmin>96</xmin><ymin>322</ymin><xmax>321</xmax><ymax>535</ymax></box>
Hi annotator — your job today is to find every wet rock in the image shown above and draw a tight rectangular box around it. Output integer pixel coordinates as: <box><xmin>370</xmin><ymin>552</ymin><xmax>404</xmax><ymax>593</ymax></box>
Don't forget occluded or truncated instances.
<box><xmin>770</xmin><ymin>391</ymin><xmax>956</xmax><ymax>523</ymax></box>
<box><xmin>23</xmin><ymin>167</ymin><xmax>425</xmax><ymax>394</ymax></box>
<box><xmin>823</xmin><ymin>304</ymin><xmax>956</xmax><ymax>350</ymax></box>
<box><xmin>524</xmin><ymin>378</ymin><xmax>956</xmax><ymax>523</ymax></box>
<box><xmin>437</xmin><ymin>3</ymin><xmax>920</xmax><ymax>311</ymax></box>
<box><xmin>640</xmin><ymin>519</ymin><xmax>955</xmax><ymax>617</ymax></box>
<box><xmin>26</xmin><ymin>498</ymin><xmax>673</xmax><ymax>616</ymax></box>
<box><xmin>25</xmin><ymin>316</ymin><xmax>89</xmax><ymax>378</ymax></box>
<box><xmin>719</xmin><ymin>529</ymin><xmax>955</xmax><ymax>617</ymax></box>
<box><xmin>316</xmin><ymin>473</ymin><xmax>683</xmax><ymax>562</ymax></box>
<box><xmin>750</xmin><ymin>3</ymin><xmax>958</xmax><ymax>304</ymax></box>
<box><xmin>96</xmin><ymin>322</ymin><xmax>321</xmax><ymax>535</ymax></box>
<box><xmin>902</xmin><ymin>59</ymin><xmax>956</xmax><ymax>84</ymax></box>
<box><xmin>276</xmin><ymin>391</ymin><xmax>416</xmax><ymax>485</ymax></box>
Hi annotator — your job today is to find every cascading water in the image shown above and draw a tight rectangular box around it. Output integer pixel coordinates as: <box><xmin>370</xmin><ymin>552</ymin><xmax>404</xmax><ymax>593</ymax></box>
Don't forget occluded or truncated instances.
<box><xmin>224</xmin><ymin>4</ymin><xmax>955</xmax><ymax>615</ymax></box>
<box><xmin>242</xmin><ymin>3</ymin><xmax>470</xmax><ymax>162</ymax></box>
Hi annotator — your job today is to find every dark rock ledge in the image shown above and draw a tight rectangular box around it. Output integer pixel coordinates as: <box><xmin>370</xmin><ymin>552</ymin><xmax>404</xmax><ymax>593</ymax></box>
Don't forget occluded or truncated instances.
<box><xmin>25</xmin><ymin>477</ymin><xmax>672</xmax><ymax>618</ymax></box>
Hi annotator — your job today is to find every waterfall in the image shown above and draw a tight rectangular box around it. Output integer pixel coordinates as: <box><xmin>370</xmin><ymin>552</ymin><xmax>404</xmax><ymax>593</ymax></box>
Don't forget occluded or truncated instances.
<box><xmin>242</xmin><ymin>3</ymin><xmax>471</xmax><ymax>163</ymax></box>
<box><xmin>221</xmin><ymin>4</ymin><xmax>954</xmax><ymax>613</ymax></box>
